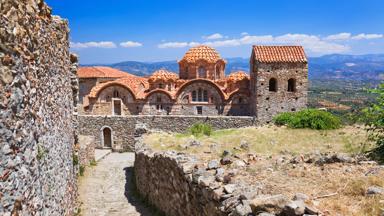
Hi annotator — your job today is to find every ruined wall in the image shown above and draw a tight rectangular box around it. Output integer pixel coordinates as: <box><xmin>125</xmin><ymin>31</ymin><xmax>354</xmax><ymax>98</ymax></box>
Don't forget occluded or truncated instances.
<box><xmin>0</xmin><ymin>1</ymin><xmax>77</xmax><ymax>215</ymax></box>
<box><xmin>134</xmin><ymin>150</ymin><xmax>257</xmax><ymax>216</ymax></box>
<box><xmin>252</xmin><ymin>62</ymin><xmax>308</xmax><ymax>123</ymax></box>
<box><xmin>78</xmin><ymin>115</ymin><xmax>257</xmax><ymax>151</ymax></box>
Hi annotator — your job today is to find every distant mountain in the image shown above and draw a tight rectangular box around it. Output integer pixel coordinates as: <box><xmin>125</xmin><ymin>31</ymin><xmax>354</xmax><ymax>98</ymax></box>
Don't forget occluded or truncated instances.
<box><xmin>84</xmin><ymin>54</ymin><xmax>384</xmax><ymax>80</ymax></box>
<box><xmin>309</xmin><ymin>54</ymin><xmax>384</xmax><ymax>80</ymax></box>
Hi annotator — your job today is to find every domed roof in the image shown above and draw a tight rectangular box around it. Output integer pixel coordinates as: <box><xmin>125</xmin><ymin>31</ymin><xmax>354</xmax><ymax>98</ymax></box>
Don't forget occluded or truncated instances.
<box><xmin>148</xmin><ymin>69</ymin><xmax>178</xmax><ymax>82</ymax></box>
<box><xmin>227</xmin><ymin>71</ymin><xmax>250</xmax><ymax>82</ymax></box>
<box><xmin>181</xmin><ymin>45</ymin><xmax>223</xmax><ymax>63</ymax></box>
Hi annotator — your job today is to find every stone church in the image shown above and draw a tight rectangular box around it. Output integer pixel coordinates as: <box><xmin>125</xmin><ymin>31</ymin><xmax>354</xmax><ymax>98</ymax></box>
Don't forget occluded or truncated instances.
<box><xmin>78</xmin><ymin>45</ymin><xmax>308</xmax><ymax>123</ymax></box>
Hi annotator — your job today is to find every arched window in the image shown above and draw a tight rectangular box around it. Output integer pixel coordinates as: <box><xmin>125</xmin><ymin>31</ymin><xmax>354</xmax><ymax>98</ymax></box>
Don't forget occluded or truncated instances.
<box><xmin>113</xmin><ymin>90</ymin><xmax>119</xmax><ymax>98</ymax></box>
<box><xmin>198</xmin><ymin>66</ymin><xmax>206</xmax><ymax>78</ymax></box>
<box><xmin>288</xmin><ymin>78</ymin><xmax>296</xmax><ymax>92</ymax></box>
<box><xmin>269</xmin><ymin>78</ymin><xmax>277</xmax><ymax>92</ymax></box>
<box><xmin>156</xmin><ymin>96</ymin><xmax>162</xmax><ymax>103</ymax></box>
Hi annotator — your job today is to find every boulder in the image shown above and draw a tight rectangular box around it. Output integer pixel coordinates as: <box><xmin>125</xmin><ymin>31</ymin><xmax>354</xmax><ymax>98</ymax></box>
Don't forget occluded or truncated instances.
<box><xmin>221</xmin><ymin>156</ymin><xmax>233</xmax><ymax>165</ymax></box>
<box><xmin>249</xmin><ymin>194</ymin><xmax>289</xmax><ymax>214</ymax></box>
<box><xmin>283</xmin><ymin>200</ymin><xmax>305</xmax><ymax>216</ymax></box>
<box><xmin>207</xmin><ymin>160</ymin><xmax>220</xmax><ymax>170</ymax></box>
<box><xmin>224</xmin><ymin>184</ymin><xmax>237</xmax><ymax>194</ymax></box>
<box><xmin>240</xmin><ymin>140</ymin><xmax>250</xmax><ymax>150</ymax></box>
<box><xmin>293</xmin><ymin>193</ymin><xmax>309</xmax><ymax>202</ymax></box>
<box><xmin>188</xmin><ymin>139</ymin><xmax>201</xmax><ymax>147</ymax></box>
<box><xmin>232</xmin><ymin>204</ymin><xmax>253</xmax><ymax>216</ymax></box>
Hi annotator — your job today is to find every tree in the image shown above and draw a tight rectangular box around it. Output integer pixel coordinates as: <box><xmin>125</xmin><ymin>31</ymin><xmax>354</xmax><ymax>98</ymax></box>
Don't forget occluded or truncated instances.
<box><xmin>363</xmin><ymin>83</ymin><xmax>384</xmax><ymax>163</ymax></box>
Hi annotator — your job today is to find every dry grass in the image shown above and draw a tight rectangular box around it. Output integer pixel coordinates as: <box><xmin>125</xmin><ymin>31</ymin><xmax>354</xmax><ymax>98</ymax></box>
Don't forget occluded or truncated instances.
<box><xmin>144</xmin><ymin>125</ymin><xmax>373</xmax><ymax>158</ymax></box>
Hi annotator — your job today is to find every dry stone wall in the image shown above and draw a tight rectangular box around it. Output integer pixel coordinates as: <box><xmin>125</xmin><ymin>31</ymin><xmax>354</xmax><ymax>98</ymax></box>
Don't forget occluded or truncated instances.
<box><xmin>77</xmin><ymin>115</ymin><xmax>257</xmax><ymax>151</ymax></box>
<box><xmin>0</xmin><ymin>1</ymin><xmax>77</xmax><ymax>215</ymax></box>
<box><xmin>134</xmin><ymin>150</ymin><xmax>235</xmax><ymax>216</ymax></box>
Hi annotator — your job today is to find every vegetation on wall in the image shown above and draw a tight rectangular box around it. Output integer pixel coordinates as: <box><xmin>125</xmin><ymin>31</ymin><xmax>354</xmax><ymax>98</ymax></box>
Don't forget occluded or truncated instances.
<box><xmin>273</xmin><ymin>109</ymin><xmax>342</xmax><ymax>130</ymax></box>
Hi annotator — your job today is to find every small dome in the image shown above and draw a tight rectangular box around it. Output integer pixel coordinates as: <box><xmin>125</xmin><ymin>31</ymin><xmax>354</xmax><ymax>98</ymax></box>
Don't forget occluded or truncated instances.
<box><xmin>148</xmin><ymin>69</ymin><xmax>178</xmax><ymax>82</ymax></box>
<box><xmin>227</xmin><ymin>71</ymin><xmax>250</xmax><ymax>82</ymax></box>
<box><xmin>181</xmin><ymin>45</ymin><xmax>223</xmax><ymax>63</ymax></box>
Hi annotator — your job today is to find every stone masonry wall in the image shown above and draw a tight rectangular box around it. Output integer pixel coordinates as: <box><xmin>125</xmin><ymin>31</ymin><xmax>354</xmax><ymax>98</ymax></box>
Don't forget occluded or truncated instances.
<box><xmin>0</xmin><ymin>1</ymin><xmax>77</xmax><ymax>215</ymax></box>
<box><xmin>78</xmin><ymin>115</ymin><xmax>257</xmax><ymax>151</ymax></box>
<box><xmin>252</xmin><ymin>62</ymin><xmax>308</xmax><ymax>123</ymax></box>
<box><xmin>134</xmin><ymin>149</ymin><xmax>257</xmax><ymax>216</ymax></box>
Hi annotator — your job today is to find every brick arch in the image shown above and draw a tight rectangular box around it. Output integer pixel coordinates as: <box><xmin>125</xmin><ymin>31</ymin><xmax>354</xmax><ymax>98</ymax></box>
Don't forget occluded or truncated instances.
<box><xmin>144</xmin><ymin>89</ymin><xmax>174</xmax><ymax>101</ymax></box>
<box><xmin>175</xmin><ymin>79</ymin><xmax>226</xmax><ymax>102</ymax></box>
<box><xmin>91</xmin><ymin>83</ymin><xmax>136</xmax><ymax>100</ymax></box>
<box><xmin>227</xmin><ymin>91</ymin><xmax>250</xmax><ymax>104</ymax></box>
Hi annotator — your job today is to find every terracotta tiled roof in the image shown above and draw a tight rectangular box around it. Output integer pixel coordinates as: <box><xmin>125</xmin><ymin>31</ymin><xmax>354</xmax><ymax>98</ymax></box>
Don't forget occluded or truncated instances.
<box><xmin>180</xmin><ymin>45</ymin><xmax>224</xmax><ymax>63</ymax></box>
<box><xmin>227</xmin><ymin>71</ymin><xmax>250</xmax><ymax>82</ymax></box>
<box><xmin>77</xmin><ymin>67</ymin><xmax>131</xmax><ymax>78</ymax></box>
<box><xmin>88</xmin><ymin>76</ymin><xmax>149</xmax><ymax>99</ymax></box>
<box><xmin>148</xmin><ymin>69</ymin><xmax>178</xmax><ymax>82</ymax></box>
<box><xmin>252</xmin><ymin>45</ymin><xmax>307</xmax><ymax>63</ymax></box>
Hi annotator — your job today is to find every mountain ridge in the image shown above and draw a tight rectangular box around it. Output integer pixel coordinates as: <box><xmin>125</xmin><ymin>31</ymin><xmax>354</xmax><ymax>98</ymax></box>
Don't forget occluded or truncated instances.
<box><xmin>82</xmin><ymin>54</ymin><xmax>384</xmax><ymax>80</ymax></box>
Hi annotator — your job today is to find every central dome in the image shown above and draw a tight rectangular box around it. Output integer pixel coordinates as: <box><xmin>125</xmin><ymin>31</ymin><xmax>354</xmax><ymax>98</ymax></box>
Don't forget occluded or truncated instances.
<box><xmin>181</xmin><ymin>45</ymin><xmax>222</xmax><ymax>63</ymax></box>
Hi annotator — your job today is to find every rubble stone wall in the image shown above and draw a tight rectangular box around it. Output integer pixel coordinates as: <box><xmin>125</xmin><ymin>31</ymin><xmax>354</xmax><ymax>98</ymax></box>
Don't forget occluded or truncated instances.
<box><xmin>0</xmin><ymin>1</ymin><xmax>77</xmax><ymax>215</ymax></box>
<box><xmin>78</xmin><ymin>115</ymin><xmax>257</xmax><ymax>151</ymax></box>
<box><xmin>134</xmin><ymin>150</ymin><xmax>230</xmax><ymax>216</ymax></box>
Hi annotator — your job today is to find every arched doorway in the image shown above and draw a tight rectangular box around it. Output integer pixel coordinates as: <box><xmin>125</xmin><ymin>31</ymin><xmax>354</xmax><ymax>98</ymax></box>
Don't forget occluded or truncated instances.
<box><xmin>102</xmin><ymin>127</ymin><xmax>112</xmax><ymax>148</ymax></box>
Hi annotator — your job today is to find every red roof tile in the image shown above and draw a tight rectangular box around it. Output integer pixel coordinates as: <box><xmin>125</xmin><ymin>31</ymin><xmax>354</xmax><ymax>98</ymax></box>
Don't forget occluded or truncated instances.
<box><xmin>252</xmin><ymin>46</ymin><xmax>307</xmax><ymax>63</ymax></box>
<box><xmin>77</xmin><ymin>67</ymin><xmax>132</xmax><ymax>78</ymax></box>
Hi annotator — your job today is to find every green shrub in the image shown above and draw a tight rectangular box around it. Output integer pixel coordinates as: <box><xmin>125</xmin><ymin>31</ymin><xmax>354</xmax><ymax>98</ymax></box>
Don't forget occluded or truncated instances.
<box><xmin>363</xmin><ymin>83</ymin><xmax>384</xmax><ymax>163</ymax></box>
<box><xmin>189</xmin><ymin>123</ymin><xmax>212</xmax><ymax>137</ymax></box>
<box><xmin>273</xmin><ymin>109</ymin><xmax>341</xmax><ymax>130</ymax></box>
<box><xmin>72</xmin><ymin>154</ymin><xmax>79</xmax><ymax>166</ymax></box>
<box><xmin>79</xmin><ymin>165</ymin><xmax>85</xmax><ymax>176</ymax></box>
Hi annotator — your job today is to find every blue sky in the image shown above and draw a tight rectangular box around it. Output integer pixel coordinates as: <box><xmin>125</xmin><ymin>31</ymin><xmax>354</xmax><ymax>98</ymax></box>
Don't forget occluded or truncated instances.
<box><xmin>46</xmin><ymin>0</ymin><xmax>384</xmax><ymax>64</ymax></box>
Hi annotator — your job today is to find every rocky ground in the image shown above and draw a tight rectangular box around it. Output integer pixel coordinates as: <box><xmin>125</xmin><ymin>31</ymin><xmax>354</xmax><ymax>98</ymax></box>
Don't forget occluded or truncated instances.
<box><xmin>144</xmin><ymin>126</ymin><xmax>384</xmax><ymax>215</ymax></box>
<box><xmin>77</xmin><ymin>153</ymin><xmax>153</xmax><ymax>216</ymax></box>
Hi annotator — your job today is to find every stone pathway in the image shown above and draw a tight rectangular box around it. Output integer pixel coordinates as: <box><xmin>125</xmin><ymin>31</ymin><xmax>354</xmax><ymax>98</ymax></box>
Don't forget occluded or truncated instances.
<box><xmin>95</xmin><ymin>149</ymin><xmax>112</xmax><ymax>161</ymax></box>
<box><xmin>78</xmin><ymin>152</ymin><xmax>153</xmax><ymax>216</ymax></box>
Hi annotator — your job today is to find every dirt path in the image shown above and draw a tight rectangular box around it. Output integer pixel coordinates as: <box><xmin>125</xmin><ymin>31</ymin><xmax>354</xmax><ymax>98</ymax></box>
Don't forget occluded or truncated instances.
<box><xmin>78</xmin><ymin>152</ymin><xmax>153</xmax><ymax>216</ymax></box>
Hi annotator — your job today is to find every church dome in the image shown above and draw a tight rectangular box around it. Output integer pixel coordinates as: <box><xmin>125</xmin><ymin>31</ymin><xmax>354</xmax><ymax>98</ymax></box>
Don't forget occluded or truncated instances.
<box><xmin>227</xmin><ymin>71</ymin><xmax>250</xmax><ymax>82</ymax></box>
<box><xmin>181</xmin><ymin>45</ymin><xmax>223</xmax><ymax>63</ymax></box>
<box><xmin>148</xmin><ymin>69</ymin><xmax>178</xmax><ymax>82</ymax></box>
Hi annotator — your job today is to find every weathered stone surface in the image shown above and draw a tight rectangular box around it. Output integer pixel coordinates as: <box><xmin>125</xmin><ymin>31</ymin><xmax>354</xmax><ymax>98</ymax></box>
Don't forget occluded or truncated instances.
<box><xmin>283</xmin><ymin>200</ymin><xmax>306</xmax><ymax>216</ymax></box>
<box><xmin>221</xmin><ymin>156</ymin><xmax>233</xmax><ymax>165</ymax></box>
<box><xmin>249</xmin><ymin>194</ymin><xmax>289</xmax><ymax>214</ymax></box>
<box><xmin>0</xmin><ymin>0</ymin><xmax>78</xmax><ymax>215</ymax></box>
<box><xmin>134</xmin><ymin>149</ymin><xmax>262</xmax><ymax>216</ymax></box>
<box><xmin>208</xmin><ymin>160</ymin><xmax>220</xmax><ymax>170</ymax></box>
<box><xmin>293</xmin><ymin>193</ymin><xmax>309</xmax><ymax>202</ymax></box>
<box><xmin>367</xmin><ymin>186</ymin><xmax>384</xmax><ymax>195</ymax></box>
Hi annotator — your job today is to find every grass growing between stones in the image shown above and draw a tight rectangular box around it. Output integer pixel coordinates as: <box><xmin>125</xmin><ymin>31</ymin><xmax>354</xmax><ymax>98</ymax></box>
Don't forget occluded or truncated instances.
<box><xmin>144</xmin><ymin>125</ymin><xmax>373</xmax><ymax>158</ymax></box>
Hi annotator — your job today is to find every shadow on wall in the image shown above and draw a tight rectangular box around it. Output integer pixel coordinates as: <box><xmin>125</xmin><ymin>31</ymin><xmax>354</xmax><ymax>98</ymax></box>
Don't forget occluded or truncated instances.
<box><xmin>123</xmin><ymin>167</ymin><xmax>165</xmax><ymax>216</ymax></box>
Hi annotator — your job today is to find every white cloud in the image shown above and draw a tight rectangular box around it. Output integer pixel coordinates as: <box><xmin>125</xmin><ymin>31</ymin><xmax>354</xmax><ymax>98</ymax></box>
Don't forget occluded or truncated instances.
<box><xmin>157</xmin><ymin>33</ymin><xmax>357</xmax><ymax>55</ymax></box>
<box><xmin>275</xmin><ymin>34</ymin><xmax>350</xmax><ymax>54</ymax></box>
<box><xmin>351</xmin><ymin>33</ymin><xmax>383</xmax><ymax>40</ymax></box>
<box><xmin>241</xmin><ymin>32</ymin><xmax>249</xmax><ymax>36</ymax></box>
<box><xmin>70</xmin><ymin>41</ymin><xmax>116</xmax><ymax>49</ymax></box>
<box><xmin>324</xmin><ymin>33</ymin><xmax>351</xmax><ymax>41</ymax></box>
<box><xmin>158</xmin><ymin>42</ymin><xmax>200</xmax><ymax>48</ymax></box>
<box><xmin>120</xmin><ymin>41</ymin><xmax>143</xmax><ymax>48</ymax></box>
<box><xmin>203</xmin><ymin>33</ymin><xmax>224</xmax><ymax>40</ymax></box>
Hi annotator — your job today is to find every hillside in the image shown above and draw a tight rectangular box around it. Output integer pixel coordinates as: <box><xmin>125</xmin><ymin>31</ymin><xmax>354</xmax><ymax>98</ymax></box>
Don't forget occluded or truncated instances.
<box><xmin>84</xmin><ymin>54</ymin><xmax>384</xmax><ymax>80</ymax></box>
